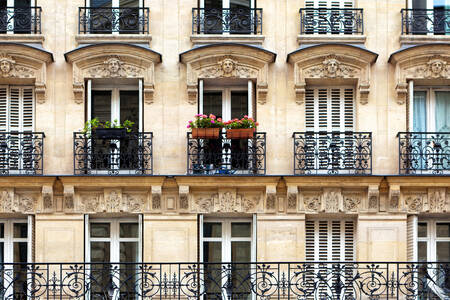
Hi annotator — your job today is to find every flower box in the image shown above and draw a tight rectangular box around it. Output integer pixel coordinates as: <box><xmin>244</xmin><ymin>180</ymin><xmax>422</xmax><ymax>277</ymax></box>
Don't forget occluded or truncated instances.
<box><xmin>226</xmin><ymin>128</ymin><xmax>255</xmax><ymax>139</ymax></box>
<box><xmin>192</xmin><ymin>128</ymin><xmax>221</xmax><ymax>139</ymax></box>
<box><xmin>94</xmin><ymin>128</ymin><xmax>127</xmax><ymax>139</ymax></box>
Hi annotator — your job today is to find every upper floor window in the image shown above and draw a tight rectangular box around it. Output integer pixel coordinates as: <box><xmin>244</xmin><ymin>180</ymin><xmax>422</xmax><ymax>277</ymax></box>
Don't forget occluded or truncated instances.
<box><xmin>402</xmin><ymin>0</ymin><xmax>450</xmax><ymax>34</ymax></box>
<box><xmin>193</xmin><ymin>0</ymin><xmax>262</xmax><ymax>34</ymax></box>
<box><xmin>301</xmin><ymin>0</ymin><xmax>363</xmax><ymax>35</ymax></box>
<box><xmin>413</xmin><ymin>88</ymin><xmax>450</xmax><ymax>133</ymax></box>
<box><xmin>0</xmin><ymin>0</ymin><xmax>41</xmax><ymax>34</ymax></box>
<box><xmin>79</xmin><ymin>0</ymin><xmax>149</xmax><ymax>34</ymax></box>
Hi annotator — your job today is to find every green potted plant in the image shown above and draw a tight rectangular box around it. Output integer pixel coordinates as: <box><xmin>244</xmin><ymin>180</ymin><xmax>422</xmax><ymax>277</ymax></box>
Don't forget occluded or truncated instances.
<box><xmin>187</xmin><ymin>114</ymin><xmax>224</xmax><ymax>139</ymax></box>
<box><xmin>225</xmin><ymin>116</ymin><xmax>258</xmax><ymax>139</ymax></box>
<box><xmin>83</xmin><ymin>118</ymin><xmax>135</xmax><ymax>139</ymax></box>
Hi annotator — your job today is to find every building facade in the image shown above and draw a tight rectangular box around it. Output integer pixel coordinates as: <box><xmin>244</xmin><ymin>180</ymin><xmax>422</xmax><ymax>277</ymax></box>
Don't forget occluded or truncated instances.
<box><xmin>0</xmin><ymin>0</ymin><xmax>448</xmax><ymax>298</ymax></box>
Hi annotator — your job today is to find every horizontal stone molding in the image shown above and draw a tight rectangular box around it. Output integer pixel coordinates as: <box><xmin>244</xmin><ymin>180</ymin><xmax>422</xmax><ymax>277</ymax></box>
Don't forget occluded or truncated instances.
<box><xmin>75</xmin><ymin>34</ymin><xmax>152</xmax><ymax>45</ymax></box>
<box><xmin>190</xmin><ymin>34</ymin><xmax>265</xmax><ymax>45</ymax></box>
<box><xmin>297</xmin><ymin>34</ymin><xmax>366</xmax><ymax>45</ymax></box>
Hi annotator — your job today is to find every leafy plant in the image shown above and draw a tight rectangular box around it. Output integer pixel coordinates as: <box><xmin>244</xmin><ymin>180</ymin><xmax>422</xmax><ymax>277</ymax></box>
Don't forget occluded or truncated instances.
<box><xmin>83</xmin><ymin>118</ymin><xmax>135</xmax><ymax>134</ymax></box>
<box><xmin>224</xmin><ymin>115</ymin><xmax>259</xmax><ymax>129</ymax></box>
<box><xmin>187</xmin><ymin>114</ymin><xmax>224</xmax><ymax>129</ymax></box>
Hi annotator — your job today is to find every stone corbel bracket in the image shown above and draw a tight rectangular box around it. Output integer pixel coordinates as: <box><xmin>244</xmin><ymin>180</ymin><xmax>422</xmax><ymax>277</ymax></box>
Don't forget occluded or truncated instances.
<box><xmin>389</xmin><ymin>44</ymin><xmax>450</xmax><ymax>105</ymax></box>
<box><xmin>389</xmin><ymin>185</ymin><xmax>401</xmax><ymax>212</ymax></box>
<box><xmin>287</xmin><ymin>185</ymin><xmax>298</xmax><ymax>213</ymax></box>
<box><xmin>265</xmin><ymin>185</ymin><xmax>277</xmax><ymax>213</ymax></box>
<box><xmin>42</xmin><ymin>185</ymin><xmax>54</xmax><ymax>213</ymax></box>
<box><xmin>64</xmin><ymin>185</ymin><xmax>75</xmax><ymax>212</ymax></box>
<box><xmin>64</xmin><ymin>43</ymin><xmax>161</xmax><ymax>105</ymax></box>
<box><xmin>180</xmin><ymin>44</ymin><xmax>276</xmax><ymax>105</ymax></box>
<box><xmin>179</xmin><ymin>185</ymin><xmax>190</xmax><ymax>211</ymax></box>
<box><xmin>0</xmin><ymin>45</ymin><xmax>53</xmax><ymax>104</ymax></box>
<box><xmin>287</xmin><ymin>44</ymin><xmax>378</xmax><ymax>105</ymax></box>
<box><xmin>151</xmin><ymin>186</ymin><xmax>162</xmax><ymax>211</ymax></box>
<box><xmin>368</xmin><ymin>185</ymin><xmax>379</xmax><ymax>213</ymax></box>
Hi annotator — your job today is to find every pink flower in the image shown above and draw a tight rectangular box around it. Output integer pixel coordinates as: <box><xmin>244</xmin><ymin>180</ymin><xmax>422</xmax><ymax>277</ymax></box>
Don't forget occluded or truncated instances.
<box><xmin>195</xmin><ymin>114</ymin><xmax>201</xmax><ymax>117</ymax></box>
<box><xmin>217</xmin><ymin>118</ymin><xmax>222</xmax><ymax>122</ymax></box>
<box><xmin>244</xmin><ymin>115</ymin><xmax>248</xmax><ymax>118</ymax></box>
<box><xmin>211</xmin><ymin>120</ymin><xmax>215</xmax><ymax>123</ymax></box>
<box><xmin>209</xmin><ymin>114</ymin><xmax>216</xmax><ymax>119</ymax></box>
<box><xmin>188</xmin><ymin>120</ymin><xmax>193</xmax><ymax>123</ymax></box>
<box><xmin>187</xmin><ymin>124</ymin><xmax>191</xmax><ymax>128</ymax></box>
<box><xmin>202</xmin><ymin>114</ymin><xmax>207</xmax><ymax>118</ymax></box>
<box><xmin>255</xmin><ymin>122</ymin><xmax>259</xmax><ymax>126</ymax></box>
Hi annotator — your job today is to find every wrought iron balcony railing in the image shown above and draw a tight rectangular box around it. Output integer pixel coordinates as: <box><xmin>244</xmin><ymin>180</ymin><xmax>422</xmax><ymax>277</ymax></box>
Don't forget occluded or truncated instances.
<box><xmin>0</xmin><ymin>132</ymin><xmax>44</xmax><ymax>175</ymax></box>
<box><xmin>401</xmin><ymin>8</ymin><xmax>450</xmax><ymax>35</ymax></box>
<box><xmin>78</xmin><ymin>7</ymin><xmax>149</xmax><ymax>34</ymax></box>
<box><xmin>73</xmin><ymin>132</ymin><xmax>153</xmax><ymax>175</ymax></box>
<box><xmin>187</xmin><ymin>132</ymin><xmax>266</xmax><ymax>175</ymax></box>
<box><xmin>293</xmin><ymin>131</ymin><xmax>372</xmax><ymax>175</ymax></box>
<box><xmin>192</xmin><ymin>8</ymin><xmax>262</xmax><ymax>34</ymax></box>
<box><xmin>300</xmin><ymin>8</ymin><xmax>364</xmax><ymax>34</ymax></box>
<box><xmin>398</xmin><ymin>132</ymin><xmax>449</xmax><ymax>175</ymax></box>
<box><xmin>0</xmin><ymin>7</ymin><xmax>42</xmax><ymax>34</ymax></box>
<box><xmin>0</xmin><ymin>261</ymin><xmax>448</xmax><ymax>299</ymax></box>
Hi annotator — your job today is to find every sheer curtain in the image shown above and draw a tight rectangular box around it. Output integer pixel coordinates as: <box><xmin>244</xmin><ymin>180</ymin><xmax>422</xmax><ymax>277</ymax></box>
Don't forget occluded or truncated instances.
<box><xmin>413</xmin><ymin>91</ymin><xmax>427</xmax><ymax>132</ymax></box>
<box><xmin>435</xmin><ymin>91</ymin><xmax>450</xmax><ymax>132</ymax></box>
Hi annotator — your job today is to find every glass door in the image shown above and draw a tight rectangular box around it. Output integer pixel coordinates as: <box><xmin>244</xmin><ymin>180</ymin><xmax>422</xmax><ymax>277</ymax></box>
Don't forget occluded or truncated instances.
<box><xmin>202</xmin><ymin>0</ymin><xmax>252</xmax><ymax>33</ymax></box>
<box><xmin>91</xmin><ymin>88</ymin><xmax>140</xmax><ymax>172</ymax></box>
<box><xmin>88</xmin><ymin>0</ymin><xmax>141</xmax><ymax>33</ymax></box>
<box><xmin>202</xmin><ymin>219</ymin><xmax>253</xmax><ymax>300</ymax></box>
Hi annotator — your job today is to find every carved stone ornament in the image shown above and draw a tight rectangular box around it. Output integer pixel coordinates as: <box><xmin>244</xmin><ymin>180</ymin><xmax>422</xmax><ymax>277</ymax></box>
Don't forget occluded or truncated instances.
<box><xmin>179</xmin><ymin>185</ymin><xmax>189</xmax><ymax>210</ymax></box>
<box><xmin>265</xmin><ymin>186</ymin><xmax>277</xmax><ymax>211</ymax></box>
<box><xmin>303</xmin><ymin>195</ymin><xmax>321</xmax><ymax>212</ymax></box>
<box><xmin>0</xmin><ymin>189</ymin><xmax>36</xmax><ymax>213</ymax></box>
<box><xmin>322</xmin><ymin>188</ymin><xmax>343</xmax><ymax>213</ymax></box>
<box><xmin>390</xmin><ymin>45</ymin><xmax>450</xmax><ymax>105</ymax></box>
<box><xmin>180</xmin><ymin>45</ymin><xmax>275</xmax><ymax>106</ymax></box>
<box><xmin>0</xmin><ymin>49</ymin><xmax>50</xmax><ymax>103</ymax></box>
<box><xmin>405</xmin><ymin>194</ymin><xmax>424</xmax><ymax>212</ymax></box>
<box><xmin>343</xmin><ymin>194</ymin><xmax>361</xmax><ymax>212</ymax></box>
<box><xmin>42</xmin><ymin>186</ymin><xmax>54</xmax><ymax>212</ymax></box>
<box><xmin>428</xmin><ymin>188</ymin><xmax>447</xmax><ymax>212</ymax></box>
<box><xmin>287</xmin><ymin>186</ymin><xmax>298</xmax><ymax>211</ymax></box>
<box><xmin>287</xmin><ymin>45</ymin><xmax>377</xmax><ymax>105</ymax></box>
<box><xmin>65</xmin><ymin>44</ymin><xmax>161</xmax><ymax>105</ymax></box>
<box><xmin>151</xmin><ymin>186</ymin><xmax>162</xmax><ymax>210</ymax></box>
<box><xmin>389</xmin><ymin>186</ymin><xmax>401</xmax><ymax>211</ymax></box>
<box><xmin>77</xmin><ymin>190</ymin><xmax>146</xmax><ymax>213</ymax></box>
<box><xmin>368</xmin><ymin>185</ymin><xmax>379</xmax><ymax>212</ymax></box>
<box><xmin>193</xmin><ymin>191</ymin><xmax>261</xmax><ymax>213</ymax></box>
<box><xmin>64</xmin><ymin>185</ymin><xmax>75</xmax><ymax>211</ymax></box>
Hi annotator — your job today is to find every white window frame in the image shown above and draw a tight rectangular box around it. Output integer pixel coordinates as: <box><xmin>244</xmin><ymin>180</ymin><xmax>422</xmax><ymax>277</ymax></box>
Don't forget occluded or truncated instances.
<box><xmin>417</xmin><ymin>219</ymin><xmax>450</xmax><ymax>262</ymax></box>
<box><xmin>411</xmin><ymin>86</ymin><xmax>450</xmax><ymax>132</ymax></box>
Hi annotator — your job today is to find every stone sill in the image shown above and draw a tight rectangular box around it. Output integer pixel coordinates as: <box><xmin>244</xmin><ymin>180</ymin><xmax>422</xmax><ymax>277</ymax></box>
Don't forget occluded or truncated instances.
<box><xmin>75</xmin><ymin>34</ymin><xmax>152</xmax><ymax>45</ymax></box>
<box><xmin>191</xmin><ymin>34</ymin><xmax>265</xmax><ymax>45</ymax></box>
<box><xmin>399</xmin><ymin>34</ymin><xmax>450</xmax><ymax>45</ymax></box>
<box><xmin>297</xmin><ymin>34</ymin><xmax>366</xmax><ymax>45</ymax></box>
<box><xmin>0</xmin><ymin>34</ymin><xmax>44</xmax><ymax>44</ymax></box>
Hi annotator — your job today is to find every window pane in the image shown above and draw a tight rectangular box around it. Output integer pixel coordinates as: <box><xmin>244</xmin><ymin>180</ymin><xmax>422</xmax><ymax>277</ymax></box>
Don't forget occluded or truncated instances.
<box><xmin>13</xmin><ymin>242</ymin><xmax>27</xmax><ymax>263</ymax></box>
<box><xmin>418</xmin><ymin>222</ymin><xmax>427</xmax><ymax>237</ymax></box>
<box><xmin>120</xmin><ymin>90</ymin><xmax>139</xmax><ymax>132</ymax></box>
<box><xmin>418</xmin><ymin>241</ymin><xmax>427</xmax><ymax>262</ymax></box>
<box><xmin>91</xmin><ymin>242</ymin><xmax>110</xmax><ymax>263</ymax></box>
<box><xmin>120</xmin><ymin>0</ymin><xmax>139</xmax><ymax>6</ymax></box>
<box><xmin>14</xmin><ymin>0</ymin><xmax>30</xmax><ymax>8</ymax></box>
<box><xmin>230</xmin><ymin>0</ymin><xmax>251</xmax><ymax>9</ymax></box>
<box><xmin>412</xmin><ymin>0</ymin><xmax>427</xmax><ymax>9</ymax></box>
<box><xmin>231</xmin><ymin>91</ymin><xmax>248</xmax><ymax>120</ymax></box>
<box><xmin>437</xmin><ymin>242</ymin><xmax>450</xmax><ymax>261</ymax></box>
<box><xmin>203</xmin><ymin>91</ymin><xmax>223</xmax><ymax>119</ymax></box>
<box><xmin>205</xmin><ymin>0</ymin><xmax>223</xmax><ymax>9</ymax></box>
<box><xmin>0</xmin><ymin>223</ymin><xmax>4</xmax><ymax>238</ymax></box>
<box><xmin>92</xmin><ymin>0</ymin><xmax>112</xmax><ymax>8</ymax></box>
<box><xmin>13</xmin><ymin>223</ymin><xmax>27</xmax><ymax>238</ymax></box>
<box><xmin>204</xmin><ymin>223</ymin><xmax>222</xmax><ymax>238</ymax></box>
<box><xmin>91</xmin><ymin>90</ymin><xmax>112</xmax><ymax>123</ymax></box>
<box><xmin>120</xmin><ymin>223</ymin><xmax>138</xmax><ymax>238</ymax></box>
<box><xmin>437</xmin><ymin>223</ymin><xmax>450</xmax><ymax>237</ymax></box>
<box><xmin>203</xmin><ymin>241</ymin><xmax>221</xmax><ymax>262</ymax></box>
<box><xmin>120</xmin><ymin>242</ymin><xmax>138</xmax><ymax>262</ymax></box>
<box><xmin>231</xmin><ymin>222</ymin><xmax>251</xmax><ymax>237</ymax></box>
<box><xmin>90</xmin><ymin>223</ymin><xmax>110</xmax><ymax>238</ymax></box>
<box><xmin>435</xmin><ymin>91</ymin><xmax>450</xmax><ymax>133</ymax></box>
<box><xmin>231</xmin><ymin>241</ymin><xmax>251</xmax><ymax>262</ymax></box>
<box><xmin>120</xmin><ymin>242</ymin><xmax>139</xmax><ymax>297</ymax></box>
<box><xmin>0</xmin><ymin>243</ymin><xmax>3</xmax><ymax>263</ymax></box>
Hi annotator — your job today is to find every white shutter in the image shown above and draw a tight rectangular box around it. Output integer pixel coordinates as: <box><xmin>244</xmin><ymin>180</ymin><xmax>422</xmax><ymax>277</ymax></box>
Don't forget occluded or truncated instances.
<box><xmin>27</xmin><ymin>215</ymin><xmax>34</xmax><ymax>263</ymax></box>
<box><xmin>0</xmin><ymin>86</ymin><xmax>8</xmax><ymax>132</ymax></box>
<box><xmin>22</xmin><ymin>88</ymin><xmax>34</xmax><ymax>132</ymax></box>
<box><xmin>306</xmin><ymin>0</ymin><xmax>354</xmax><ymax>8</ymax></box>
<box><xmin>9</xmin><ymin>87</ymin><xmax>21</xmax><ymax>132</ymax></box>
<box><xmin>407</xmin><ymin>215</ymin><xmax>418</xmax><ymax>261</ymax></box>
<box><xmin>305</xmin><ymin>219</ymin><xmax>355</xmax><ymax>261</ymax></box>
<box><xmin>305</xmin><ymin>87</ymin><xmax>355</xmax><ymax>132</ymax></box>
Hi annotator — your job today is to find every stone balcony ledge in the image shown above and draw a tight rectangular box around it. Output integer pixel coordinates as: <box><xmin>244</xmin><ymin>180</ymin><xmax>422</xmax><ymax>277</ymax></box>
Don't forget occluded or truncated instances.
<box><xmin>399</xmin><ymin>34</ymin><xmax>450</xmax><ymax>45</ymax></box>
<box><xmin>297</xmin><ymin>34</ymin><xmax>366</xmax><ymax>45</ymax></box>
<box><xmin>75</xmin><ymin>34</ymin><xmax>152</xmax><ymax>45</ymax></box>
<box><xmin>0</xmin><ymin>34</ymin><xmax>44</xmax><ymax>44</ymax></box>
<box><xmin>191</xmin><ymin>34</ymin><xmax>265</xmax><ymax>46</ymax></box>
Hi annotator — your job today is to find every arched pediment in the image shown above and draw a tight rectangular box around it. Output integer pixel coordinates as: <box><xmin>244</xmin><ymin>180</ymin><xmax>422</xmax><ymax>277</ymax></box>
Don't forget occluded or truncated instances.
<box><xmin>179</xmin><ymin>43</ymin><xmax>276</xmax><ymax>105</ymax></box>
<box><xmin>64</xmin><ymin>43</ymin><xmax>162</xmax><ymax>104</ymax></box>
<box><xmin>0</xmin><ymin>43</ymin><xmax>53</xmax><ymax>103</ymax></box>
<box><xmin>389</xmin><ymin>44</ymin><xmax>450</xmax><ymax>104</ymax></box>
<box><xmin>287</xmin><ymin>44</ymin><xmax>378</xmax><ymax>105</ymax></box>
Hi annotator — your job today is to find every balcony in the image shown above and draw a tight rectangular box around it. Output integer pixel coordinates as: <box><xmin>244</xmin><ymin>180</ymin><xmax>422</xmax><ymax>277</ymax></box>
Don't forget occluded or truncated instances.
<box><xmin>402</xmin><ymin>9</ymin><xmax>450</xmax><ymax>35</ymax></box>
<box><xmin>398</xmin><ymin>132</ymin><xmax>449</xmax><ymax>175</ymax></box>
<box><xmin>293</xmin><ymin>132</ymin><xmax>372</xmax><ymax>175</ymax></box>
<box><xmin>0</xmin><ymin>261</ymin><xmax>448</xmax><ymax>299</ymax></box>
<box><xmin>73</xmin><ymin>132</ymin><xmax>153</xmax><ymax>175</ymax></box>
<box><xmin>0</xmin><ymin>7</ymin><xmax>41</xmax><ymax>34</ymax></box>
<box><xmin>192</xmin><ymin>8</ymin><xmax>262</xmax><ymax>35</ymax></box>
<box><xmin>299</xmin><ymin>8</ymin><xmax>364</xmax><ymax>35</ymax></box>
<box><xmin>0</xmin><ymin>132</ymin><xmax>44</xmax><ymax>175</ymax></box>
<box><xmin>78</xmin><ymin>7</ymin><xmax>149</xmax><ymax>34</ymax></box>
<box><xmin>187</xmin><ymin>132</ymin><xmax>266</xmax><ymax>175</ymax></box>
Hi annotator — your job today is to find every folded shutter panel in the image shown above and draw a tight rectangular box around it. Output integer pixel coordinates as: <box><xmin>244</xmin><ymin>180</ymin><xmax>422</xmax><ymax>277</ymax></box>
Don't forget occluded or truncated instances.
<box><xmin>0</xmin><ymin>86</ymin><xmax>8</xmax><ymax>132</ymax></box>
<box><xmin>8</xmin><ymin>87</ymin><xmax>21</xmax><ymax>170</ymax></box>
<box><xmin>307</xmin><ymin>0</ymin><xmax>354</xmax><ymax>8</ymax></box>
<box><xmin>343</xmin><ymin>88</ymin><xmax>354</xmax><ymax>131</ymax></box>
<box><xmin>22</xmin><ymin>87</ymin><xmax>34</xmax><ymax>132</ymax></box>
<box><xmin>317</xmin><ymin>89</ymin><xmax>328</xmax><ymax>131</ymax></box>
<box><xmin>407</xmin><ymin>215</ymin><xmax>418</xmax><ymax>261</ymax></box>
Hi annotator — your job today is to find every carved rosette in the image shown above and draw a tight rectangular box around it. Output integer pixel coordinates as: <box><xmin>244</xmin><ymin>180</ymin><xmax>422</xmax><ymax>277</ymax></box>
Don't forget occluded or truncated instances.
<box><xmin>288</xmin><ymin>45</ymin><xmax>377</xmax><ymax>105</ymax></box>
<box><xmin>0</xmin><ymin>50</ymin><xmax>50</xmax><ymax>103</ymax></box>
<box><xmin>180</xmin><ymin>45</ymin><xmax>275</xmax><ymax>105</ymax></box>
<box><xmin>390</xmin><ymin>45</ymin><xmax>450</xmax><ymax>105</ymax></box>
<box><xmin>65</xmin><ymin>45</ymin><xmax>161</xmax><ymax>105</ymax></box>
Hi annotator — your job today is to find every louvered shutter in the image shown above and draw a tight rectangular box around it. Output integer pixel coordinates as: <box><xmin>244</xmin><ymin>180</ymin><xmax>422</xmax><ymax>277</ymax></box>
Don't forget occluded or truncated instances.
<box><xmin>305</xmin><ymin>0</ymin><xmax>354</xmax><ymax>8</ymax></box>
<box><xmin>0</xmin><ymin>86</ymin><xmax>7</xmax><ymax>132</ymax></box>
<box><xmin>407</xmin><ymin>215</ymin><xmax>418</xmax><ymax>261</ymax></box>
